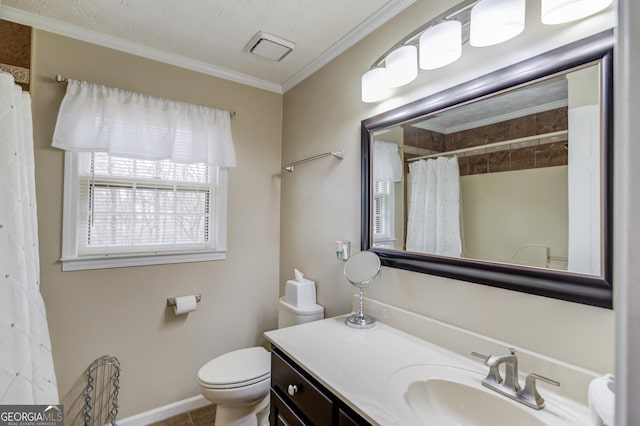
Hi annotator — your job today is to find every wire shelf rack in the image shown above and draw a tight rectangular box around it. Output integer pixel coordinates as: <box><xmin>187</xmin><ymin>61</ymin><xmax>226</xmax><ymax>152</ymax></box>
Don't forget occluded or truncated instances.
<box><xmin>83</xmin><ymin>355</ymin><xmax>120</xmax><ymax>426</ymax></box>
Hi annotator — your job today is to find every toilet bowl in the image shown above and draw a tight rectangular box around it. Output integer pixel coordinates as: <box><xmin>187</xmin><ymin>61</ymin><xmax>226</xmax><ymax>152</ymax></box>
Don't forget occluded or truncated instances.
<box><xmin>197</xmin><ymin>347</ymin><xmax>271</xmax><ymax>426</ymax></box>
<box><xmin>197</xmin><ymin>298</ymin><xmax>323</xmax><ymax>426</ymax></box>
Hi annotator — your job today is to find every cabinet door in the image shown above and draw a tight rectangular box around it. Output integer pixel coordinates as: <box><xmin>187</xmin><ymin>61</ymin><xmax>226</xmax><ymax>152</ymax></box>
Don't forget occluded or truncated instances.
<box><xmin>338</xmin><ymin>407</ymin><xmax>368</xmax><ymax>426</ymax></box>
<box><xmin>271</xmin><ymin>350</ymin><xmax>333</xmax><ymax>424</ymax></box>
<box><xmin>270</xmin><ymin>390</ymin><xmax>306</xmax><ymax>426</ymax></box>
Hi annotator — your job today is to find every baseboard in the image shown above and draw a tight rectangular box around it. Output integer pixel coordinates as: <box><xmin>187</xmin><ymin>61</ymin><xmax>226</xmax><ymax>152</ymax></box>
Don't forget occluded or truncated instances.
<box><xmin>117</xmin><ymin>395</ymin><xmax>210</xmax><ymax>426</ymax></box>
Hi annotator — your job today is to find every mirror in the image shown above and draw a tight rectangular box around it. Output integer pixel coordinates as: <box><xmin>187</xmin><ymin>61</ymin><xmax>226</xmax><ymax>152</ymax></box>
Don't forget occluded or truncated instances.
<box><xmin>344</xmin><ymin>251</ymin><xmax>381</xmax><ymax>328</ymax></box>
<box><xmin>361</xmin><ymin>31</ymin><xmax>613</xmax><ymax>308</ymax></box>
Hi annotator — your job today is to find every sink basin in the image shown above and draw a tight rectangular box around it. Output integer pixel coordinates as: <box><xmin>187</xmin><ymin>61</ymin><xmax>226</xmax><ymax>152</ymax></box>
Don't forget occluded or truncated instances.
<box><xmin>386</xmin><ymin>364</ymin><xmax>583</xmax><ymax>425</ymax></box>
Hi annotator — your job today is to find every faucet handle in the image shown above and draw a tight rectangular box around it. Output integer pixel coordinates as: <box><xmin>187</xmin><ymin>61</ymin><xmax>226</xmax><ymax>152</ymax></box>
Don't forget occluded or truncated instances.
<box><xmin>471</xmin><ymin>351</ymin><xmax>504</xmax><ymax>384</ymax></box>
<box><xmin>471</xmin><ymin>348</ymin><xmax>516</xmax><ymax>361</ymax></box>
<box><xmin>520</xmin><ymin>373</ymin><xmax>560</xmax><ymax>409</ymax></box>
<box><xmin>471</xmin><ymin>351</ymin><xmax>489</xmax><ymax>362</ymax></box>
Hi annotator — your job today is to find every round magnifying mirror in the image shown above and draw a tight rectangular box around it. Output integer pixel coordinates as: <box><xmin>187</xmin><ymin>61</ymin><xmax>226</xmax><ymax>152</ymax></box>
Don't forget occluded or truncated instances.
<box><xmin>344</xmin><ymin>251</ymin><xmax>381</xmax><ymax>287</ymax></box>
<box><xmin>344</xmin><ymin>251</ymin><xmax>381</xmax><ymax>328</ymax></box>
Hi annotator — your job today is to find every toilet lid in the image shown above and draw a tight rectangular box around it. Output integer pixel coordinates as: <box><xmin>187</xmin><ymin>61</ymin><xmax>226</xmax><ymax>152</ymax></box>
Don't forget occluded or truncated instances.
<box><xmin>197</xmin><ymin>347</ymin><xmax>270</xmax><ymax>387</ymax></box>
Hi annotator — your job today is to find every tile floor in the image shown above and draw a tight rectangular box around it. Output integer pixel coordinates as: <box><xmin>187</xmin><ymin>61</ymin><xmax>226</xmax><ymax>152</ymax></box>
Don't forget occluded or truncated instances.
<box><xmin>148</xmin><ymin>404</ymin><xmax>216</xmax><ymax>426</ymax></box>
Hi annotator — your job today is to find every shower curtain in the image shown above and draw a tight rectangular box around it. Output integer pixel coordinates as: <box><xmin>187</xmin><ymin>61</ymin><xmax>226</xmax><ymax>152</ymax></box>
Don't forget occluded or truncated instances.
<box><xmin>406</xmin><ymin>157</ymin><xmax>462</xmax><ymax>257</ymax></box>
<box><xmin>0</xmin><ymin>73</ymin><xmax>59</xmax><ymax>404</ymax></box>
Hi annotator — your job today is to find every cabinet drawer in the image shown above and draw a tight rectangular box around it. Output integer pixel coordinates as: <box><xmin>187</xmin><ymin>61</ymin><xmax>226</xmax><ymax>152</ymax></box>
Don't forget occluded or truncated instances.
<box><xmin>271</xmin><ymin>350</ymin><xmax>333</xmax><ymax>425</ymax></box>
<box><xmin>270</xmin><ymin>389</ymin><xmax>306</xmax><ymax>426</ymax></box>
<box><xmin>338</xmin><ymin>408</ymin><xmax>363</xmax><ymax>426</ymax></box>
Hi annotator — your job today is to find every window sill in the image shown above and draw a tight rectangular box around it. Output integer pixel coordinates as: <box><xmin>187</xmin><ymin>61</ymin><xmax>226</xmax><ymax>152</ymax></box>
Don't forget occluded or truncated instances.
<box><xmin>60</xmin><ymin>250</ymin><xmax>226</xmax><ymax>271</ymax></box>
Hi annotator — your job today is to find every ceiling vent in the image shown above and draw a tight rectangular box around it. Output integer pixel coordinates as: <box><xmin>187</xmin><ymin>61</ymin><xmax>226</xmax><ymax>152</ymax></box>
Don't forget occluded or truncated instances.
<box><xmin>247</xmin><ymin>32</ymin><xmax>295</xmax><ymax>62</ymax></box>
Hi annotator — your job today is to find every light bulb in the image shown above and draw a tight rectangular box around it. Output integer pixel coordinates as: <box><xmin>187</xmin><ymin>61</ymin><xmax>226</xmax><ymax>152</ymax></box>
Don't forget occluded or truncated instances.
<box><xmin>361</xmin><ymin>68</ymin><xmax>389</xmax><ymax>103</ymax></box>
<box><xmin>470</xmin><ymin>0</ymin><xmax>526</xmax><ymax>47</ymax></box>
<box><xmin>385</xmin><ymin>45</ymin><xmax>418</xmax><ymax>87</ymax></box>
<box><xmin>541</xmin><ymin>0</ymin><xmax>612</xmax><ymax>24</ymax></box>
<box><xmin>419</xmin><ymin>21</ymin><xmax>462</xmax><ymax>70</ymax></box>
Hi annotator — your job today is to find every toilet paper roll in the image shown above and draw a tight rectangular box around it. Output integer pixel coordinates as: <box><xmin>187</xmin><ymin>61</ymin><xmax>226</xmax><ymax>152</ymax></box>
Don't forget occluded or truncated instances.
<box><xmin>174</xmin><ymin>295</ymin><xmax>198</xmax><ymax>315</ymax></box>
<box><xmin>588</xmin><ymin>373</ymin><xmax>615</xmax><ymax>426</ymax></box>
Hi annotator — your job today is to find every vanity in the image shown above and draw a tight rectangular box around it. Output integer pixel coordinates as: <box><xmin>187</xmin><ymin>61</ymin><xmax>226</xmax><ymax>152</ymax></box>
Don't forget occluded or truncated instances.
<box><xmin>269</xmin><ymin>346</ymin><xmax>369</xmax><ymax>425</ymax></box>
<box><xmin>265</xmin><ymin>22</ymin><xmax>615</xmax><ymax>426</ymax></box>
<box><xmin>265</xmin><ymin>308</ymin><xmax>594</xmax><ymax>425</ymax></box>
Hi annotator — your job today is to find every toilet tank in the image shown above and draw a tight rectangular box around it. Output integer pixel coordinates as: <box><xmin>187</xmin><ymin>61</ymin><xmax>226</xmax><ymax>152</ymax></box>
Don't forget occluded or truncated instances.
<box><xmin>278</xmin><ymin>297</ymin><xmax>324</xmax><ymax>328</ymax></box>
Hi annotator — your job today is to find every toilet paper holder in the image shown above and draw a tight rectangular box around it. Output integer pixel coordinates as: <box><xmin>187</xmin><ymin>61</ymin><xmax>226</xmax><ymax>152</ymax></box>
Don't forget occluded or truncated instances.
<box><xmin>166</xmin><ymin>294</ymin><xmax>201</xmax><ymax>307</ymax></box>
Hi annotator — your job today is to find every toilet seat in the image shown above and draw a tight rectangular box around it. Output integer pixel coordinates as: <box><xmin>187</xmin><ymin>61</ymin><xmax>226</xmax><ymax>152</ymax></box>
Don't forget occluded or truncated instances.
<box><xmin>197</xmin><ymin>347</ymin><xmax>270</xmax><ymax>390</ymax></box>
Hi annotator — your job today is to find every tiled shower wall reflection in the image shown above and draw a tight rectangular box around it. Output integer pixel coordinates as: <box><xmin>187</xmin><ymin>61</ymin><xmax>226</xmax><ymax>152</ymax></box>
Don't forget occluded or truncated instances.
<box><xmin>0</xmin><ymin>19</ymin><xmax>31</xmax><ymax>91</ymax></box>
<box><xmin>404</xmin><ymin>107</ymin><xmax>568</xmax><ymax>176</ymax></box>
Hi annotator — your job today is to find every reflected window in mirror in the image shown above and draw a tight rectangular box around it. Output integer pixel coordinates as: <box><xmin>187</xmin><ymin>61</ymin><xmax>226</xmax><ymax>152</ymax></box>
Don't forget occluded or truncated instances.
<box><xmin>372</xmin><ymin>137</ymin><xmax>403</xmax><ymax>250</ymax></box>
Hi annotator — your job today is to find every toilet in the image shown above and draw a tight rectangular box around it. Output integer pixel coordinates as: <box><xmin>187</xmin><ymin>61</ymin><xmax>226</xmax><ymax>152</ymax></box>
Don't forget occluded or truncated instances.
<box><xmin>197</xmin><ymin>298</ymin><xmax>324</xmax><ymax>426</ymax></box>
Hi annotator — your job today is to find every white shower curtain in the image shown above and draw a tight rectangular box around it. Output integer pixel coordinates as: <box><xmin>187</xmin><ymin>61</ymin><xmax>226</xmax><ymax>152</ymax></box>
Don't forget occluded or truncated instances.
<box><xmin>406</xmin><ymin>157</ymin><xmax>462</xmax><ymax>257</ymax></box>
<box><xmin>0</xmin><ymin>73</ymin><xmax>59</xmax><ymax>404</ymax></box>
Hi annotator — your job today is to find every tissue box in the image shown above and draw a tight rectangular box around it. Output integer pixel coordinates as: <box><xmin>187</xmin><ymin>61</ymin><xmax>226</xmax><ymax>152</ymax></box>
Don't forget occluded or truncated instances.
<box><xmin>284</xmin><ymin>279</ymin><xmax>316</xmax><ymax>307</ymax></box>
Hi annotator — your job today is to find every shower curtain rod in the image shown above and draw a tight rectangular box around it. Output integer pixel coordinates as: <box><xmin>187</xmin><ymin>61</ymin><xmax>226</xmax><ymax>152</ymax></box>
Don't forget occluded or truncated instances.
<box><xmin>407</xmin><ymin>130</ymin><xmax>568</xmax><ymax>162</ymax></box>
<box><xmin>54</xmin><ymin>74</ymin><xmax>237</xmax><ymax>118</ymax></box>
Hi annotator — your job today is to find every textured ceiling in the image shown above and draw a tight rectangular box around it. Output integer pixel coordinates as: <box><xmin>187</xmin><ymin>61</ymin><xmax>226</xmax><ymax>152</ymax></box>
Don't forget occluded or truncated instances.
<box><xmin>0</xmin><ymin>0</ymin><xmax>414</xmax><ymax>92</ymax></box>
<box><xmin>414</xmin><ymin>76</ymin><xmax>569</xmax><ymax>134</ymax></box>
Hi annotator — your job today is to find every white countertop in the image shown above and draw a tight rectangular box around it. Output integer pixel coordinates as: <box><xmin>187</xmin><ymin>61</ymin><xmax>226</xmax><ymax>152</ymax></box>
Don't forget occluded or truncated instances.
<box><xmin>265</xmin><ymin>316</ymin><xmax>487</xmax><ymax>424</ymax></box>
<box><xmin>264</xmin><ymin>315</ymin><xmax>592</xmax><ymax>425</ymax></box>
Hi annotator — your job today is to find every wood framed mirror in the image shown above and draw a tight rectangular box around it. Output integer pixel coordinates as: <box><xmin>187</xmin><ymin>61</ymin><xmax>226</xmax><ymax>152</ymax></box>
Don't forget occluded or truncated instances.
<box><xmin>361</xmin><ymin>30</ymin><xmax>613</xmax><ymax>308</ymax></box>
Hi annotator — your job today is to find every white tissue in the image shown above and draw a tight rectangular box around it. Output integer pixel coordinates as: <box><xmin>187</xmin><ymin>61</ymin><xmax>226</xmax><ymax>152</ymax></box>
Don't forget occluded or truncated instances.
<box><xmin>174</xmin><ymin>295</ymin><xmax>197</xmax><ymax>315</ymax></box>
<box><xmin>588</xmin><ymin>373</ymin><xmax>615</xmax><ymax>426</ymax></box>
<box><xmin>285</xmin><ymin>269</ymin><xmax>316</xmax><ymax>307</ymax></box>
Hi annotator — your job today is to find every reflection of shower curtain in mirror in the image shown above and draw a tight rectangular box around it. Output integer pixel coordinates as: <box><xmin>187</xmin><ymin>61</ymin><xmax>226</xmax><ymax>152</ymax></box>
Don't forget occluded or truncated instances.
<box><xmin>0</xmin><ymin>73</ymin><xmax>58</xmax><ymax>403</ymax></box>
<box><xmin>406</xmin><ymin>157</ymin><xmax>462</xmax><ymax>257</ymax></box>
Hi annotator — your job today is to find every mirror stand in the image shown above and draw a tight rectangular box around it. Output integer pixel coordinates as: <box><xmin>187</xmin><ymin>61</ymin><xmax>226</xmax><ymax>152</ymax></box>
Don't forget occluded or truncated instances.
<box><xmin>343</xmin><ymin>251</ymin><xmax>382</xmax><ymax>329</ymax></box>
<box><xmin>345</xmin><ymin>288</ymin><xmax>376</xmax><ymax>329</ymax></box>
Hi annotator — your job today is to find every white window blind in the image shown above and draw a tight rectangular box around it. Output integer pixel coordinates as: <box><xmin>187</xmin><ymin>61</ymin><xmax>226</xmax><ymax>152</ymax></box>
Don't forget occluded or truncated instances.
<box><xmin>77</xmin><ymin>152</ymin><xmax>216</xmax><ymax>255</ymax></box>
<box><xmin>373</xmin><ymin>179</ymin><xmax>395</xmax><ymax>247</ymax></box>
<box><xmin>61</xmin><ymin>152</ymin><xmax>227</xmax><ymax>270</ymax></box>
<box><xmin>373</xmin><ymin>180</ymin><xmax>388</xmax><ymax>237</ymax></box>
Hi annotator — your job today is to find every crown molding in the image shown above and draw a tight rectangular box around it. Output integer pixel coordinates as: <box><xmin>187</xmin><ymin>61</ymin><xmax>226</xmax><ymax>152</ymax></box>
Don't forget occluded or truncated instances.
<box><xmin>282</xmin><ymin>0</ymin><xmax>415</xmax><ymax>92</ymax></box>
<box><xmin>0</xmin><ymin>5</ymin><xmax>283</xmax><ymax>93</ymax></box>
<box><xmin>1</xmin><ymin>0</ymin><xmax>415</xmax><ymax>94</ymax></box>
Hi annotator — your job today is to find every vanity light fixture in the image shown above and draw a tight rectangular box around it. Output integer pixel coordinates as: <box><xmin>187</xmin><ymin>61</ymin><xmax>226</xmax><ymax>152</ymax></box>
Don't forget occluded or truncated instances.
<box><xmin>362</xmin><ymin>67</ymin><xmax>390</xmax><ymax>103</ymax></box>
<box><xmin>541</xmin><ymin>0</ymin><xmax>613</xmax><ymax>24</ymax></box>
<box><xmin>419</xmin><ymin>20</ymin><xmax>463</xmax><ymax>70</ymax></box>
<box><xmin>386</xmin><ymin>45</ymin><xmax>418</xmax><ymax>87</ymax></box>
<box><xmin>469</xmin><ymin>0</ymin><xmax>526</xmax><ymax>47</ymax></box>
<box><xmin>361</xmin><ymin>0</ymin><xmax>611</xmax><ymax>103</ymax></box>
<box><xmin>360</xmin><ymin>0</ymin><xmax>477</xmax><ymax>103</ymax></box>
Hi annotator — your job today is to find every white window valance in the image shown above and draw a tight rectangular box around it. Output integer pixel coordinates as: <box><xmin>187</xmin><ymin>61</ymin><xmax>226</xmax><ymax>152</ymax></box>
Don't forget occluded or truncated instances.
<box><xmin>52</xmin><ymin>79</ymin><xmax>236</xmax><ymax>167</ymax></box>
<box><xmin>373</xmin><ymin>140</ymin><xmax>402</xmax><ymax>182</ymax></box>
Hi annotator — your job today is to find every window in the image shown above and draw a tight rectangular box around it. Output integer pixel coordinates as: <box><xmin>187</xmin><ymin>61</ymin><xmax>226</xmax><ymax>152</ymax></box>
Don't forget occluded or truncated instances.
<box><xmin>52</xmin><ymin>80</ymin><xmax>236</xmax><ymax>270</ymax></box>
<box><xmin>61</xmin><ymin>152</ymin><xmax>227</xmax><ymax>271</ymax></box>
<box><xmin>372</xmin><ymin>179</ymin><xmax>395</xmax><ymax>248</ymax></box>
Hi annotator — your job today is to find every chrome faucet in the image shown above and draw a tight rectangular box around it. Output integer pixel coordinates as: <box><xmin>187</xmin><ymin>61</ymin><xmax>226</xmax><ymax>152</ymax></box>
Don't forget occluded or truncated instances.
<box><xmin>471</xmin><ymin>348</ymin><xmax>560</xmax><ymax>410</ymax></box>
<box><xmin>476</xmin><ymin>348</ymin><xmax>521</xmax><ymax>392</ymax></box>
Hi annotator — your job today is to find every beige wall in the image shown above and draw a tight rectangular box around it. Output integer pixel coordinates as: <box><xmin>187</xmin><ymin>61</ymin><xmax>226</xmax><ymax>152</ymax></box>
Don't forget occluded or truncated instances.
<box><xmin>31</xmin><ymin>31</ymin><xmax>282</xmax><ymax>417</ymax></box>
<box><xmin>461</xmin><ymin>166</ymin><xmax>569</xmax><ymax>268</ymax></box>
<box><xmin>27</xmin><ymin>0</ymin><xmax>618</xmax><ymax>418</ymax></box>
<box><xmin>281</xmin><ymin>0</ymin><xmax>615</xmax><ymax>376</ymax></box>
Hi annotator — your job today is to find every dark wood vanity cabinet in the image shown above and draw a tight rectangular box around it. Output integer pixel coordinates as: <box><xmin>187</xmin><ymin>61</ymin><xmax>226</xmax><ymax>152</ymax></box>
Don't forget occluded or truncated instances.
<box><xmin>270</xmin><ymin>347</ymin><xmax>371</xmax><ymax>426</ymax></box>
